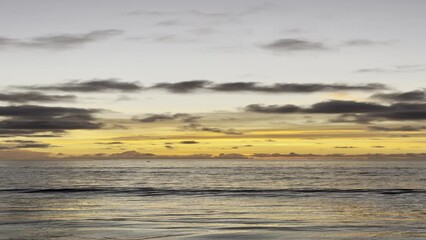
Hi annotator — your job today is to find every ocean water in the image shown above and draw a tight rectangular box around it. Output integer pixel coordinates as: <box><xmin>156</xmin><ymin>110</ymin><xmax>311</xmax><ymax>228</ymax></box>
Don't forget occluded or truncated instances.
<box><xmin>0</xmin><ymin>159</ymin><xmax>425</xmax><ymax>240</ymax></box>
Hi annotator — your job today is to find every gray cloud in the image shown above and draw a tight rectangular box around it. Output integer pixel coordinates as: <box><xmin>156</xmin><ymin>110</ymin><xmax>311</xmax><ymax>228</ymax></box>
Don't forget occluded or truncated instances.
<box><xmin>261</xmin><ymin>38</ymin><xmax>393</xmax><ymax>54</ymax></box>
<box><xmin>126</xmin><ymin>10</ymin><xmax>177</xmax><ymax>16</ymax></box>
<box><xmin>188</xmin><ymin>10</ymin><xmax>234</xmax><ymax>18</ymax></box>
<box><xmin>0</xmin><ymin>92</ymin><xmax>75</xmax><ymax>103</ymax></box>
<box><xmin>0</xmin><ymin>105</ymin><xmax>99</xmax><ymax>118</ymax></box>
<box><xmin>356</xmin><ymin>68</ymin><xmax>388</xmax><ymax>73</ymax></box>
<box><xmin>308</xmin><ymin>101</ymin><xmax>388</xmax><ymax>113</ymax></box>
<box><xmin>127</xmin><ymin>2</ymin><xmax>272</xmax><ymax>18</ymax></box>
<box><xmin>245</xmin><ymin>104</ymin><xmax>302</xmax><ymax>114</ymax></box>
<box><xmin>95</xmin><ymin>141</ymin><xmax>124</xmax><ymax>145</ymax></box>
<box><xmin>356</xmin><ymin>65</ymin><xmax>425</xmax><ymax>73</ymax></box>
<box><xmin>20</xmin><ymin>79</ymin><xmax>143</xmax><ymax>92</ymax></box>
<box><xmin>190</xmin><ymin>28</ymin><xmax>217</xmax><ymax>35</ymax></box>
<box><xmin>17</xmin><ymin>80</ymin><xmax>387</xmax><ymax>94</ymax></box>
<box><xmin>0</xmin><ymin>129</ymin><xmax>64</xmax><ymax>138</ymax></box>
<box><xmin>126</xmin><ymin>9</ymin><xmax>231</xmax><ymax>17</ymax></box>
<box><xmin>199</xmin><ymin>126</ymin><xmax>242</xmax><ymax>135</ymax></box>
<box><xmin>151</xmin><ymin>81</ymin><xmax>387</xmax><ymax>93</ymax></box>
<box><xmin>368</xmin><ymin>126</ymin><xmax>426</xmax><ymax>132</ymax></box>
<box><xmin>352</xmin><ymin>103</ymin><xmax>426</xmax><ymax>122</ymax></box>
<box><xmin>150</xmin><ymin>80</ymin><xmax>212</xmax><ymax>93</ymax></box>
<box><xmin>328</xmin><ymin>113</ymin><xmax>370</xmax><ymax>124</ymax></box>
<box><xmin>371</xmin><ymin>90</ymin><xmax>426</xmax><ymax>102</ymax></box>
<box><xmin>0</xmin><ymin>30</ymin><xmax>123</xmax><ymax>50</ymax></box>
<box><xmin>192</xmin><ymin>2</ymin><xmax>272</xmax><ymax>17</ymax></box>
<box><xmin>0</xmin><ymin>140</ymin><xmax>53</xmax><ymax>150</ymax></box>
<box><xmin>165</xmin><ymin>144</ymin><xmax>174</xmax><ymax>149</ymax></box>
<box><xmin>231</xmin><ymin>144</ymin><xmax>253</xmax><ymax>149</ymax></box>
<box><xmin>280</xmin><ymin>28</ymin><xmax>303</xmax><ymax>34</ymax></box>
<box><xmin>246</xmin><ymin>101</ymin><xmax>426</xmax><ymax>123</ymax></box>
<box><xmin>136</xmin><ymin>113</ymin><xmax>200</xmax><ymax>123</ymax></box>
<box><xmin>261</xmin><ymin>38</ymin><xmax>329</xmax><ymax>52</ymax></box>
<box><xmin>182</xmin><ymin>123</ymin><xmax>243</xmax><ymax>135</ymax></box>
<box><xmin>210</xmin><ymin>82</ymin><xmax>386</xmax><ymax>93</ymax></box>
<box><xmin>246</xmin><ymin>100</ymin><xmax>388</xmax><ymax>114</ymax></box>
<box><xmin>156</xmin><ymin>19</ymin><xmax>182</xmax><ymax>26</ymax></box>
<box><xmin>0</xmin><ymin>105</ymin><xmax>102</xmax><ymax>137</ymax></box>
<box><xmin>137</xmin><ymin>114</ymin><xmax>176</xmax><ymax>123</ymax></box>
<box><xmin>151</xmin><ymin>34</ymin><xmax>194</xmax><ymax>43</ymax></box>
<box><xmin>16</xmin><ymin>78</ymin><xmax>388</xmax><ymax>96</ymax></box>
<box><xmin>344</xmin><ymin>105</ymin><xmax>426</xmax><ymax>123</ymax></box>
<box><xmin>179</xmin><ymin>140</ymin><xmax>199</xmax><ymax>144</ymax></box>
<box><xmin>344</xmin><ymin>39</ymin><xmax>391</xmax><ymax>46</ymax></box>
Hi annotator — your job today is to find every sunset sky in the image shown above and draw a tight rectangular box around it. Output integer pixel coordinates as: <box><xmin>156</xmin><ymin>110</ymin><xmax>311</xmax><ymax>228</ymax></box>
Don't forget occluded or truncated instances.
<box><xmin>1</xmin><ymin>0</ymin><xmax>425</xmax><ymax>160</ymax></box>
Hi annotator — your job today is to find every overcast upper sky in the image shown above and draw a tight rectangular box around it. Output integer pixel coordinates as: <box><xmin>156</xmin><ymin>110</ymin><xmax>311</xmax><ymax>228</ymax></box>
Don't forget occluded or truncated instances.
<box><xmin>0</xmin><ymin>0</ymin><xmax>425</xmax><ymax>160</ymax></box>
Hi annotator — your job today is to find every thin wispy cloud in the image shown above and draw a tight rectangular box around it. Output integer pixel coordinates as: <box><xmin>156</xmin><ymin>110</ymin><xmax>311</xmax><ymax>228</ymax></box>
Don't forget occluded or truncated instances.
<box><xmin>126</xmin><ymin>2</ymin><xmax>273</xmax><ymax>18</ymax></box>
<box><xmin>156</xmin><ymin>19</ymin><xmax>183</xmax><ymax>26</ymax></box>
<box><xmin>261</xmin><ymin>38</ymin><xmax>329</xmax><ymax>52</ymax></box>
<box><xmin>209</xmin><ymin>82</ymin><xmax>386</xmax><ymax>93</ymax></box>
<box><xmin>135</xmin><ymin>113</ymin><xmax>200</xmax><ymax>123</ymax></box>
<box><xmin>0</xmin><ymin>30</ymin><xmax>123</xmax><ymax>50</ymax></box>
<box><xmin>261</xmin><ymin>38</ymin><xmax>393</xmax><ymax>53</ymax></box>
<box><xmin>355</xmin><ymin>65</ymin><xmax>426</xmax><ymax>73</ymax></box>
<box><xmin>280</xmin><ymin>28</ymin><xmax>303</xmax><ymax>34</ymax></box>
<box><xmin>343</xmin><ymin>39</ymin><xmax>392</xmax><ymax>47</ymax></box>
<box><xmin>0</xmin><ymin>140</ymin><xmax>53</xmax><ymax>150</ymax></box>
<box><xmin>189</xmin><ymin>28</ymin><xmax>217</xmax><ymax>35</ymax></box>
<box><xmin>20</xmin><ymin>79</ymin><xmax>143</xmax><ymax>92</ymax></box>
<box><xmin>368</xmin><ymin>126</ymin><xmax>426</xmax><ymax>132</ymax></box>
<box><xmin>182</xmin><ymin>123</ymin><xmax>243</xmax><ymax>135</ymax></box>
<box><xmin>95</xmin><ymin>141</ymin><xmax>124</xmax><ymax>145</ymax></box>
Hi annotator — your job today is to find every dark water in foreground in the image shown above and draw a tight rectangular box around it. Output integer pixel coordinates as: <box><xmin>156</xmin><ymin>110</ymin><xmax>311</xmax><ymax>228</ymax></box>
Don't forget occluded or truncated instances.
<box><xmin>0</xmin><ymin>160</ymin><xmax>425</xmax><ymax>240</ymax></box>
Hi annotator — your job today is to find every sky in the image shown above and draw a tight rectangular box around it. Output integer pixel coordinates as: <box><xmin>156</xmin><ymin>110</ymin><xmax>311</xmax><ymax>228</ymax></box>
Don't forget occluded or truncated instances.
<box><xmin>0</xmin><ymin>0</ymin><xmax>425</xmax><ymax>160</ymax></box>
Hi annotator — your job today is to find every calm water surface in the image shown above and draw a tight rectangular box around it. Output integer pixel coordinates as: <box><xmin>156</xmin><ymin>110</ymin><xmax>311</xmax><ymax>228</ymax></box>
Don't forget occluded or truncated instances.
<box><xmin>0</xmin><ymin>159</ymin><xmax>425</xmax><ymax>239</ymax></box>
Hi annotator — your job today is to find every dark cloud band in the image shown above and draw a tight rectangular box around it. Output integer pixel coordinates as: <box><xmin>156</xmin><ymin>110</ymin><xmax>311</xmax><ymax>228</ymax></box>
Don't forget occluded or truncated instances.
<box><xmin>18</xmin><ymin>79</ymin><xmax>387</xmax><ymax>94</ymax></box>
<box><xmin>150</xmin><ymin>81</ymin><xmax>387</xmax><ymax>93</ymax></box>
<box><xmin>0</xmin><ymin>92</ymin><xmax>75</xmax><ymax>103</ymax></box>
<box><xmin>371</xmin><ymin>90</ymin><xmax>426</xmax><ymax>102</ymax></box>
<box><xmin>245</xmin><ymin>100</ymin><xmax>426</xmax><ymax>123</ymax></box>
<box><xmin>0</xmin><ymin>105</ymin><xmax>102</xmax><ymax>137</ymax></box>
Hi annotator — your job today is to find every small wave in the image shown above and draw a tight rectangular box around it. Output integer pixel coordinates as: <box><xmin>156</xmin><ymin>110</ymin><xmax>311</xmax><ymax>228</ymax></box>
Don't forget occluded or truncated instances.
<box><xmin>1</xmin><ymin>187</ymin><xmax>425</xmax><ymax>196</ymax></box>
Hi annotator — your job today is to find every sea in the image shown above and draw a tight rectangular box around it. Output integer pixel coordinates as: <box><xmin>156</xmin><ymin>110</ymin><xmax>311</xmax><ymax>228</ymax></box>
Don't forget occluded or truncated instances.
<box><xmin>0</xmin><ymin>159</ymin><xmax>425</xmax><ymax>239</ymax></box>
